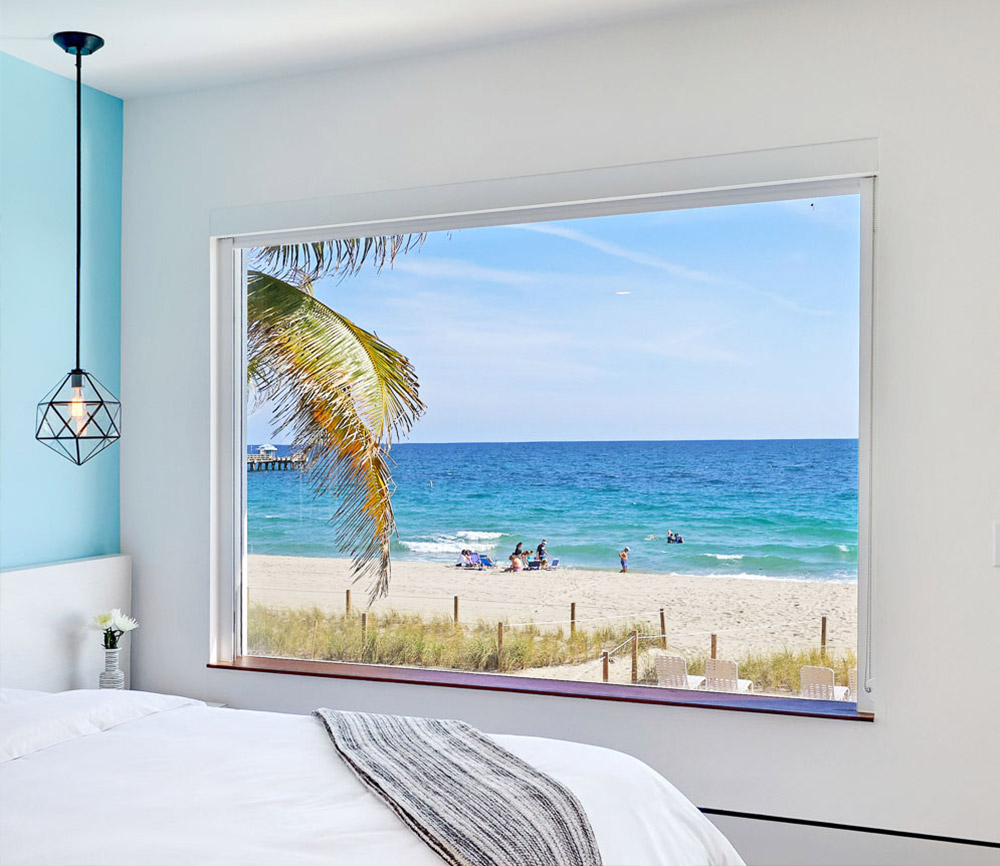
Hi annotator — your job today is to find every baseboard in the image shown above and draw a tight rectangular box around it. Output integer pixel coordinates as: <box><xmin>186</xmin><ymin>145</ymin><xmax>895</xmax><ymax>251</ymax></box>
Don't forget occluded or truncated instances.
<box><xmin>702</xmin><ymin>809</ymin><xmax>1000</xmax><ymax>866</ymax></box>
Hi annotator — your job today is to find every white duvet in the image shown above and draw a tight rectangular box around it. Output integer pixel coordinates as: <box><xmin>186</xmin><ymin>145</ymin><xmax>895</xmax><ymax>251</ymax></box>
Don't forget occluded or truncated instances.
<box><xmin>0</xmin><ymin>689</ymin><xmax>743</xmax><ymax>866</ymax></box>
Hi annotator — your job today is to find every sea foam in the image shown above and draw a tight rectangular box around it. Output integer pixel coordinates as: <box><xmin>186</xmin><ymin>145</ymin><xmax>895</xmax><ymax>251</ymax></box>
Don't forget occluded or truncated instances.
<box><xmin>400</xmin><ymin>533</ymin><xmax>501</xmax><ymax>555</ymax></box>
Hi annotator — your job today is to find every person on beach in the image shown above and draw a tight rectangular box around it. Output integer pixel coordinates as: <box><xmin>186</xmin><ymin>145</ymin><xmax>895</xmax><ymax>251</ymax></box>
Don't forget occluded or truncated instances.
<box><xmin>502</xmin><ymin>543</ymin><xmax>524</xmax><ymax>572</ymax></box>
<box><xmin>505</xmin><ymin>552</ymin><xmax>523</xmax><ymax>572</ymax></box>
<box><xmin>619</xmin><ymin>546</ymin><xmax>629</xmax><ymax>572</ymax></box>
<box><xmin>536</xmin><ymin>539</ymin><xmax>549</xmax><ymax>569</ymax></box>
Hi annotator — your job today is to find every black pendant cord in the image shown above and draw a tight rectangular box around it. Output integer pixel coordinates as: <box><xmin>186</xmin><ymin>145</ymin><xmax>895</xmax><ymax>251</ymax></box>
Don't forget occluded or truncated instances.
<box><xmin>75</xmin><ymin>50</ymin><xmax>82</xmax><ymax>373</ymax></box>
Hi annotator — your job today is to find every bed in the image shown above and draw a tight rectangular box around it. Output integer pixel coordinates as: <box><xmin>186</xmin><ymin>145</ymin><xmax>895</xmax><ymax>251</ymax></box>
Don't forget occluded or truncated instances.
<box><xmin>0</xmin><ymin>687</ymin><xmax>743</xmax><ymax>866</ymax></box>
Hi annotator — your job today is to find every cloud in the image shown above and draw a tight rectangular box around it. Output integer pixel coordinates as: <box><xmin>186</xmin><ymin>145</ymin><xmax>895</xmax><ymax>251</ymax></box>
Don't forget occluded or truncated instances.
<box><xmin>755</xmin><ymin>289</ymin><xmax>835</xmax><ymax>317</ymax></box>
<box><xmin>631</xmin><ymin>322</ymin><xmax>747</xmax><ymax>365</ymax></box>
<box><xmin>635</xmin><ymin>340</ymin><xmax>746</xmax><ymax>365</ymax></box>
<box><xmin>515</xmin><ymin>223</ymin><xmax>833</xmax><ymax>314</ymax></box>
<box><xmin>390</xmin><ymin>256</ymin><xmax>539</xmax><ymax>285</ymax></box>
<box><xmin>515</xmin><ymin>223</ymin><xmax>713</xmax><ymax>282</ymax></box>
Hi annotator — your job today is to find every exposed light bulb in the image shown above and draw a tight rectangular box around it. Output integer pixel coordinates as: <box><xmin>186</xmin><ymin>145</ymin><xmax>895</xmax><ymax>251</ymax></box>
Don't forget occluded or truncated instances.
<box><xmin>69</xmin><ymin>385</ymin><xmax>87</xmax><ymax>435</ymax></box>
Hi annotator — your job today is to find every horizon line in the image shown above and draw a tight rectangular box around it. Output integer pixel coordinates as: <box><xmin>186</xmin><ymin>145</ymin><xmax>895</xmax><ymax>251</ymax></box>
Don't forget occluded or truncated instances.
<box><xmin>249</xmin><ymin>435</ymin><xmax>860</xmax><ymax>447</ymax></box>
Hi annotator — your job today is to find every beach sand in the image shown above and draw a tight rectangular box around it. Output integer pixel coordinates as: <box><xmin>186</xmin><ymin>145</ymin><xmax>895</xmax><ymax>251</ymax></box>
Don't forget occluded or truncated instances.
<box><xmin>248</xmin><ymin>554</ymin><xmax>857</xmax><ymax>659</ymax></box>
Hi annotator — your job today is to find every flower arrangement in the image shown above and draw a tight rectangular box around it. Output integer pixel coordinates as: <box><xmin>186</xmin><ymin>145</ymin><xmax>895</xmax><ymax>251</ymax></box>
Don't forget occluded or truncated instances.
<box><xmin>90</xmin><ymin>609</ymin><xmax>139</xmax><ymax>649</ymax></box>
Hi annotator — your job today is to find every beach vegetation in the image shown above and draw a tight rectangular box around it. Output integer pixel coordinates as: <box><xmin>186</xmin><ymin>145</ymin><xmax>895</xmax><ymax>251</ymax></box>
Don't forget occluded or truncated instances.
<box><xmin>248</xmin><ymin>603</ymin><xmax>855</xmax><ymax>696</ymax></box>
<box><xmin>248</xmin><ymin>603</ymin><xmax>645</xmax><ymax>672</ymax></box>
<box><xmin>248</xmin><ymin>236</ymin><xmax>426</xmax><ymax>599</ymax></box>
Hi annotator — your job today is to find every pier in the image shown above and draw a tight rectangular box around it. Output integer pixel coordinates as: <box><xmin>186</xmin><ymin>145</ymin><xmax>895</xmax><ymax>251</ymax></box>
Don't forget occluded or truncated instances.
<box><xmin>247</xmin><ymin>454</ymin><xmax>306</xmax><ymax>472</ymax></box>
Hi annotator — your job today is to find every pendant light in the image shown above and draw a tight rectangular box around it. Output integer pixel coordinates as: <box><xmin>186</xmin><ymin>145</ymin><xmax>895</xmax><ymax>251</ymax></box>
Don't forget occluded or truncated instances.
<box><xmin>35</xmin><ymin>31</ymin><xmax>121</xmax><ymax>465</ymax></box>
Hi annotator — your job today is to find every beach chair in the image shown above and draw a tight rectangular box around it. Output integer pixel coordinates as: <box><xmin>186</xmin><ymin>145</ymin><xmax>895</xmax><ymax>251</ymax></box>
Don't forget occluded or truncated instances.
<box><xmin>479</xmin><ymin>553</ymin><xmax>496</xmax><ymax>568</ymax></box>
<box><xmin>704</xmin><ymin>658</ymin><xmax>753</xmax><ymax>693</ymax></box>
<box><xmin>527</xmin><ymin>560</ymin><xmax>541</xmax><ymax>571</ymax></box>
<box><xmin>466</xmin><ymin>553</ymin><xmax>481</xmax><ymax>568</ymax></box>
<box><xmin>549</xmin><ymin>559</ymin><xmax>559</xmax><ymax>569</ymax></box>
<box><xmin>848</xmin><ymin>667</ymin><xmax>858</xmax><ymax>701</ymax></box>
<box><xmin>653</xmin><ymin>651</ymin><xmax>706</xmax><ymax>690</ymax></box>
<box><xmin>799</xmin><ymin>665</ymin><xmax>849</xmax><ymax>701</ymax></box>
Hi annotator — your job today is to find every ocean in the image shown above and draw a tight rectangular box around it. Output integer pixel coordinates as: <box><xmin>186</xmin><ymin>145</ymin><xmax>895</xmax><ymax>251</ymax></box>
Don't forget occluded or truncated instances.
<box><xmin>247</xmin><ymin>439</ymin><xmax>858</xmax><ymax>583</ymax></box>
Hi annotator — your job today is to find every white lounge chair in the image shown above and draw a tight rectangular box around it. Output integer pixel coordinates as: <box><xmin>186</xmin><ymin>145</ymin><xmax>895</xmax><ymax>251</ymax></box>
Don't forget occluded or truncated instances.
<box><xmin>653</xmin><ymin>651</ymin><xmax>706</xmax><ymax>690</ymax></box>
<box><xmin>704</xmin><ymin>658</ymin><xmax>753</xmax><ymax>693</ymax></box>
<box><xmin>800</xmin><ymin>665</ymin><xmax>849</xmax><ymax>701</ymax></box>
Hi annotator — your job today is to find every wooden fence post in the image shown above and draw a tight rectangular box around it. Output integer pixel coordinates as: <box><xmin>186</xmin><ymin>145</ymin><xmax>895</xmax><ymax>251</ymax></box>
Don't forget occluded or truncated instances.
<box><xmin>631</xmin><ymin>630</ymin><xmax>639</xmax><ymax>684</ymax></box>
<box><xmin>660</xmin><ymin>608</ymin><xmax>667</xmax><ymax>649</ymax></box>
<box><xmin>570</xmin><ymin>602</ymin><xmax>577</xmax><ymax>637</ymax></box>
<box><xmin>497</xmin><ymin>622</ymin><xmax>504</xmax><ymax>671</ymax></box>
<box><xmin>711</xmin><ymin>633</ymin><xmax>717</xmax><ymax>659</ymax></box>
<box><xmin>345</xmin><ymin>589</ymin><xmax>351</xmax><ymax>615</ymax></box>
<box><xmin>821</xmin><ymin>615</ymin><xmax>828</xmax><ymax>653</ymax></box>
<box><xmin>602</xmin><ymin>651</ymin><xmax>609</xmax><ymax>683</ymax></box>
<box><xmin>453</xmin><ymin>595</ymin><xmax>460</xmax><ymax>626</ymax></box>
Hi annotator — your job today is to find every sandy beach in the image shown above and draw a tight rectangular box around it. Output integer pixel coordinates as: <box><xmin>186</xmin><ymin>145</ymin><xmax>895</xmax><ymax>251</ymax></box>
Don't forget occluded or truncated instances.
<box><xmin>248</xmin><ymin>554</ymin><xmax>857</xmax><ymax>659</ymax></box>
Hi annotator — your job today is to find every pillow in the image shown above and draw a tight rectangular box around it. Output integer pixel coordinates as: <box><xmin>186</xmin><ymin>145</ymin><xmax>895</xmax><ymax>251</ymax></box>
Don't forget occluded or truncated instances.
<box><xmin>0</xmin><ymin>689</ymin><xmax>202</xmax><ymax>762</ymax></box>
<box><xmin>0</xmin><ymin>688</ymin><xmax>51</xmax><ymax>705</ymax></box>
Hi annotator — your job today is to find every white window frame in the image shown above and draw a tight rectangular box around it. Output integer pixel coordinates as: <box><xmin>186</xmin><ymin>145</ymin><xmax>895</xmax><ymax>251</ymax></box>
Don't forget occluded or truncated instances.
<box><xmin>209</xmin><ymin>144</ymin><xmax>877</xmax><ymax>715</ymax></box>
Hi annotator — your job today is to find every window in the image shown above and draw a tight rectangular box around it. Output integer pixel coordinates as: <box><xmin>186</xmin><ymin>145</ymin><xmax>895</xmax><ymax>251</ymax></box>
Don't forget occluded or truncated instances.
<box><xmin>215</xmin><ymin>173</ymin><xmax>874</xmax><ymax>718</ymax></box>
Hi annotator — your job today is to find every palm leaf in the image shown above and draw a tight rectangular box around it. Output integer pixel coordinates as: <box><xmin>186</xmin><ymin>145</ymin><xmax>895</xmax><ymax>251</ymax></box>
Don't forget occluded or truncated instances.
<box><xmin>248</xmin><ymin>269</ymin><xmax>424</xmax><ymax>598</ymax></box>
<box><xmin>252</xmin><ymin>235</ymin><xmax>425</xmax><ymax>284</ymax></box>
<box><xmin>249</xmin><ymin>272</ymin><xmax>421</xmax><ymax>440</ymax></box>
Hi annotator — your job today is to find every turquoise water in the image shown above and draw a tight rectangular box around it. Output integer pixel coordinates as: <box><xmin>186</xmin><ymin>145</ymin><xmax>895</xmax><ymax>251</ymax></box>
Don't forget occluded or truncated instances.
<box><xmin>247</xmin><ymin>439</ymin><xmax>858</xmax><ymax>582</ymax></box>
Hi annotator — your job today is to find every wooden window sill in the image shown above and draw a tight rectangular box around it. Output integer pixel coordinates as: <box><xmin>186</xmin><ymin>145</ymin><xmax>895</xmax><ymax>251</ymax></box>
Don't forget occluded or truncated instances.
<box><xmin>209</xmin><ymin>656</ymin><xmax>872</xmax><ymax>721</ymax></box>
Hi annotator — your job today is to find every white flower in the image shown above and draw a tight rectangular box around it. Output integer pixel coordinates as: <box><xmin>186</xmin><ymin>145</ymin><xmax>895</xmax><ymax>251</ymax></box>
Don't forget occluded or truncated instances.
<box><xmin>90</xmin><ymin>611</ymin><xmax>114</xmax><ymax>631</ymax></box>
<box><xmin>90</xmin><ymin>609</ymin><xmax>139</xmax><ymax>632</ymax></box>
<box><xmin>110</xmin><ymin>609</ymin><xmax>139</xmax><ymax>632</ymax></box>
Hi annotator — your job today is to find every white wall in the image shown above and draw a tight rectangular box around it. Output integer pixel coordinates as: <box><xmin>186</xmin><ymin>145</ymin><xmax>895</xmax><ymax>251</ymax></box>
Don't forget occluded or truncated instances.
<box><xmin>121</xmin><ymin>0</ymin><xmax>1000</xmax><ymax>848</ymax></box>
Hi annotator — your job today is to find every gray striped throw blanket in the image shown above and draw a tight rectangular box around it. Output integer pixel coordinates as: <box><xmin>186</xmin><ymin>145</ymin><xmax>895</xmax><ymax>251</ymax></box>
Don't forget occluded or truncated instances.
<box><xmin>314</xmin><ymin>709</ymin><xmax>603</xmax><ymax>866</ymax></box>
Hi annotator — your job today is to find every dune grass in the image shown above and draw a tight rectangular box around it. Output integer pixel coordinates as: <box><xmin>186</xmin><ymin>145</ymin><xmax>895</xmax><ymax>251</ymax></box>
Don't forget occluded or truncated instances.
<box><xmin>248</xmin><ymin>603</ymin><xmax>644</xmax><ymax>672</ymax></box>
<box><xmin>248</xmin><ymin>603</ymin><xmax>855</xmax><ymax>695</ymax></box>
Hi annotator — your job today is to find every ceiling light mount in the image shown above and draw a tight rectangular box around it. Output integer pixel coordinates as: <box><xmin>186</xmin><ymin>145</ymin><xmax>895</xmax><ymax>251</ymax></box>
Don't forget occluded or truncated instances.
<box><xmin>53</xmin><ymin>31</ymin><xmax>105</xmax><ymax>56</ymax></box>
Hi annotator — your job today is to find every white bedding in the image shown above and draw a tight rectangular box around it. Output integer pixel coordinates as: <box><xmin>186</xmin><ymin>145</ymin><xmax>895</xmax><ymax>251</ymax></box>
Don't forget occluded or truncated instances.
<box><xmin>0</xmin><ymin>689</ymin><xmax>743</xmax><ymax>866</ymax></box>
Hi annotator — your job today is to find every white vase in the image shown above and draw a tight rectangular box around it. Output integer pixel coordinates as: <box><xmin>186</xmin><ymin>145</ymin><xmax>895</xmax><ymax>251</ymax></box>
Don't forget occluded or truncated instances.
<box><xmin>99</xmin><ymin>647</ymin><xmax>125</xmax><ymax>690</ymax></box>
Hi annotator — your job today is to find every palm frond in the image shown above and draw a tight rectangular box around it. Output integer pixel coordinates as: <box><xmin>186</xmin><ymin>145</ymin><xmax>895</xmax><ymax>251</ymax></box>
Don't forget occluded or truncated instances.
<box><xmin>248</xmin><ymin>270</ymin><xmax>424</xmax><ymax>598</ymax></box>
<box><xmin>251</xmin><ymin>235</ymin><xmax>425</xmax><ymax>284</ymax></box>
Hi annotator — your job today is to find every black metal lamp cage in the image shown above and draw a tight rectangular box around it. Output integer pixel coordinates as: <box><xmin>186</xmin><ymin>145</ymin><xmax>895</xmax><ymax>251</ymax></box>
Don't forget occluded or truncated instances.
<box><xmin>36</xmin><ymin>369</ymin><xmax>122</xmax><ymax>465</ymax></box>
<box><xmin>35</xmin><ymin>30</ymin><xmax>121</xmax><ymax>466</ymax></box>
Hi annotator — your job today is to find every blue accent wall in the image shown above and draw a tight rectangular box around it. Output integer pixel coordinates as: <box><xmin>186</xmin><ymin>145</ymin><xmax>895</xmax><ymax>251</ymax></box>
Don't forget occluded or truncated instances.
<box><xmin>0</xmin><ymin>52</ymin><xmax>122</xmax><ymax>568</ymax></box>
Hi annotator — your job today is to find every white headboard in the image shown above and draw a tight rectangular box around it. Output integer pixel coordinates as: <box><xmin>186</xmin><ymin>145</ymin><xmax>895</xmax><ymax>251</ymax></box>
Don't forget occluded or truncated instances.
<box><xmin>0</xmin><ymin>554</ymin><xmax>132</xmax><ymax>691</ymax></box>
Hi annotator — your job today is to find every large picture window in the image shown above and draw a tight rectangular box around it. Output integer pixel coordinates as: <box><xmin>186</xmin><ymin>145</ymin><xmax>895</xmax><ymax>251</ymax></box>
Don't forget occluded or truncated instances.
<box><xmin>221</xmin><ymin>177</ymin><xmax>873</xmax><ymax>717</ymax></box>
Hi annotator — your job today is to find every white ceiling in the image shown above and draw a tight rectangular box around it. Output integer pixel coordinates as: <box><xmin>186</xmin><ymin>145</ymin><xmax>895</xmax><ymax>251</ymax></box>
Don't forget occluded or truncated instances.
<box><xmin>0</xmin><ymin>0</ymin><xmax>732</xmax><ymax>99</ymax></box>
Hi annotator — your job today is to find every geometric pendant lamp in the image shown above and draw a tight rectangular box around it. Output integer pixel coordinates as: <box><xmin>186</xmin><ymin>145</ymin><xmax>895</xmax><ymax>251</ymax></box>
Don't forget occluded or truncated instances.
<box><xmin>35</xmin><ymin>31</ymin><xmax>121</xmax><ymax>465</ymax></box>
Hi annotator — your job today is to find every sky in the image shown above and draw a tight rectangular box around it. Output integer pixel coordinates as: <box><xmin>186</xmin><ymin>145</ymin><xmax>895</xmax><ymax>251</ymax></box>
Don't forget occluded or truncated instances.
<box><xmin>248</xmin><ymin>194</ymin><xmax>860</xmax><ymax>445</ymax></box>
